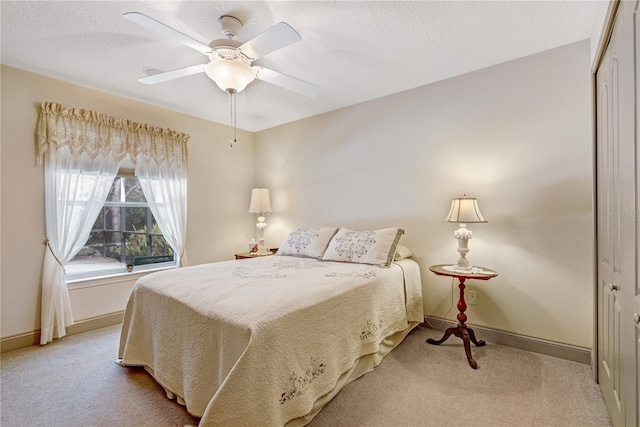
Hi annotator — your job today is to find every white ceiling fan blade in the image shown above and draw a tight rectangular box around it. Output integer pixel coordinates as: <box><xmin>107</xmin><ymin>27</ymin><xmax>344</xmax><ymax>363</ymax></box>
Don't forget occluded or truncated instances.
<box><xmin>239</xmin><ymin>22</ymin><xmax>301</xmax><ymax>60</ymax></box>
<box><xmin>254</xmin><ymin>66</ymin><xmax>320</xmax><ymax>97</ymax></box>
<box><xmin>137</xmin><ymin>64</ymin><xmax>206</xmax><ymax>85</ymax></box>
<box><xmin>124</xmin><ymin>12</ymin><xmax>211</xmax><ymax>55</ymax></box>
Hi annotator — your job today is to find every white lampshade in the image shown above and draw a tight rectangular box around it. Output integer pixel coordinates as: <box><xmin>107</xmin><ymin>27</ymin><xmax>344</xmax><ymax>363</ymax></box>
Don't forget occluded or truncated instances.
<box><xmin>205</xmin><ymin>59</ymin><xmax>255</xmax><ymax>92</ymax></box>
<box><xmin>248</xmin><ymin>188</ymin><xmax>272</xmax><ymax>214</ymax></box>
<box><xmin>445</xmin><ymin>196</ymin><xmax>487</xmax><ymax>223</ymax></box>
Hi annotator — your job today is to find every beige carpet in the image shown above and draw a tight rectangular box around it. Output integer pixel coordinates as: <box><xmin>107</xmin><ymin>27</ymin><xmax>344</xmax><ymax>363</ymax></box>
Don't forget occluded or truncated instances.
<box><xmin>0</xmin><ymin>324</ymin><xmax>611</xmax><ymax>427</ymax></box>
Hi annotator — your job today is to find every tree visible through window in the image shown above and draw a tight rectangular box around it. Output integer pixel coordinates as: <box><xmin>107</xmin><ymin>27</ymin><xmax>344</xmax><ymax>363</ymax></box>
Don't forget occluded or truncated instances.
<box><xmin>66</xmin><ymin>176</ymin><xmax>175</xmax><ymax>278</ymax></box>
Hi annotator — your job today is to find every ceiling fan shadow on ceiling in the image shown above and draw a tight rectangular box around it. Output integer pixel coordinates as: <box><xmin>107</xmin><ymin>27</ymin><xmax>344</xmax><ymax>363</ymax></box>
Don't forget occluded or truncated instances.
<box><xmin>124</xmin><ymin>12</ymin><xmax>320</xmax><ymax>146</ymax></box>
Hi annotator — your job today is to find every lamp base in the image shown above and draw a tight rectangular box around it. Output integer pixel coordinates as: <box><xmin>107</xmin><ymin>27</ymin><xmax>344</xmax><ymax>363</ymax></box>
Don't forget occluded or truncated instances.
<box><xmin>257</xmin><ymin>239</ymin><xmax>270</xmax><ymax>254</ymax></box>
<box><xmin>453</xmin><ymin>224</ymin><xmax>473</xmax><ymax>273</ymax></box>
<box><xmin>255</xmin><ymin>217</ymin><xmax>269</xmax><ymax>254</ymax></box>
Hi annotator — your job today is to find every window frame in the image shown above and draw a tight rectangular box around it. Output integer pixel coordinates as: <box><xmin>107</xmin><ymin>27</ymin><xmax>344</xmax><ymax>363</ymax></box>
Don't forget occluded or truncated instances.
<box><xmin>65</xmin><ymin>173</ymin><xmax>177</xmax><ymax>283</ymax></box>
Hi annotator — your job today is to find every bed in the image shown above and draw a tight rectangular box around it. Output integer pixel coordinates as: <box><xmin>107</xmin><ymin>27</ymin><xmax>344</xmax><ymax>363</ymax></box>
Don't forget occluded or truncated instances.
<box><xmin>117</xmin><ymin>227</ymin><xmax>423</xmax><ymax>426</ymax></box>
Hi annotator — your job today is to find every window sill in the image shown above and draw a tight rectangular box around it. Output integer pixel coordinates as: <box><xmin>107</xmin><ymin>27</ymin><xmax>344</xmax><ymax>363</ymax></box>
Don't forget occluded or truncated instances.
<box><xmin>67</xmin><ymin>264</ymin><xmax>176</xmax><ymax>290</ymax></box>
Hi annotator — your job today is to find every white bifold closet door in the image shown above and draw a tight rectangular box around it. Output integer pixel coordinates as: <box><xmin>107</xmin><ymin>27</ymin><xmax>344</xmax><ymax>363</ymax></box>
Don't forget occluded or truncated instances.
<box><xmin>595</xmin><ymin>1</ymin><xmax>639</xmax><ymax>426</ymax></box>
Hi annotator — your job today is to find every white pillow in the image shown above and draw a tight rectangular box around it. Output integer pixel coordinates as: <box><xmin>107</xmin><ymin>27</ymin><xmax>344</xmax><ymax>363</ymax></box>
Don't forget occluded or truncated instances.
<box><xmin>276</xmin><ymin>227</ymin><xmax>339</xmax><ymax>259</ymax></box>
<box><xmin>322</xmin><ymin>227</ymin><xmax>404</xmax><ymax>267</ymax></box>
<box><xmin>394</xmin><ymin>244</ymin><xmax>413</xmax><ymax>260</ymax></box>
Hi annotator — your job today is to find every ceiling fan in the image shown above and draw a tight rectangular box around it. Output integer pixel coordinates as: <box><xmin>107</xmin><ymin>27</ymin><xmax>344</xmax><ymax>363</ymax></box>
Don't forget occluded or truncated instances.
<box><xmin>123</xmin><ymin>12</ymin><xmax>320</xmax><ymax>97</ymax></box>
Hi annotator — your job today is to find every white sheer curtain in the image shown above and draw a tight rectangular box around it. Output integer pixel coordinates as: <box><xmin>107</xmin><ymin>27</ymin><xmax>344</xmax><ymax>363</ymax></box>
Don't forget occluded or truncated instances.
<box><xmin>136</xmin><ymin>154</ymin><xmax>188</xmax><ymax>267</ymax></box>
<box><xmin>37</xmin><ymin>101</ymin><xmax>189</xmax><ymax>345</ymax></box>
<box><xmin>41</xmin><ymin>147</ymin><xmax>118</xmax><ymax>344</ymax></box>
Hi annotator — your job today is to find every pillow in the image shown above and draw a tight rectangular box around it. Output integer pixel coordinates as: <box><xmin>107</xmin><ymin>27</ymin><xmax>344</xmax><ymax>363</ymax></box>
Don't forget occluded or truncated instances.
<box><xmin>322</xmin><ymin>227</ymin><xmax>404</xmax><ymax>267</ymax></box>
<box><xmin>394</xmin><ymin>244</ymin><xmax>413</xmax><ymax>260</ymax></box>
<box><xmin>276</xmin><ymin>227</ymin><xmax>339</xmax><ymax>259</ymax></box>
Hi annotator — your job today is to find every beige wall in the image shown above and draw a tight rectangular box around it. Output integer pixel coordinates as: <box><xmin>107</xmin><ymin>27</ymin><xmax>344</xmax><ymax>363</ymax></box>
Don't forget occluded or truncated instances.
<box><xmin>0</xmin><ymin>65</ymin><xmax>256</xmax><ymax>338</ymax></box>
<box><xmin>255</xmin><ymin>41</ymin><xmax>594</xmax><ymax>348</ymax></box>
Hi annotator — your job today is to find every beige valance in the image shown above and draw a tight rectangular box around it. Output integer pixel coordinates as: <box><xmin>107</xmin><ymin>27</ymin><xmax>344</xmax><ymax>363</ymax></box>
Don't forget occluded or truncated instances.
<box><xmin>37</xmin><ymin>101</ymin><xmax>189</xmax><ymax>166</ymax></box>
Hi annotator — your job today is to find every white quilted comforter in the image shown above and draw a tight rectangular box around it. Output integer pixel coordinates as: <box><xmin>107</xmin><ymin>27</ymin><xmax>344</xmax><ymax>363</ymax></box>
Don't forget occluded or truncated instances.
<box><xmin>117</xmin><ymin>255</ymin><xmax>423</xmax><ymax>426</ymax></box>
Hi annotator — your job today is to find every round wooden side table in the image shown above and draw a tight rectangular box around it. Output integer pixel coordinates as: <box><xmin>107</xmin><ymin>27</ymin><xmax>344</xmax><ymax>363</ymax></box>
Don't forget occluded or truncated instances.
<box><xmin>427</xmin><ymin>264</ymin><xmax>498</xmax><ymax>369</ymax></box>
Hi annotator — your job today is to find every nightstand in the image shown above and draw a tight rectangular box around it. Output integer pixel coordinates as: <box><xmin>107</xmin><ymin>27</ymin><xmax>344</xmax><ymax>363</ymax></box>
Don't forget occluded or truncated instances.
<box><xmin>234</xmin><ymin>248</ymin><xmax>278</xmax><ymax>259</ymax></box>
<box><xmin>427</xmin><ymin>264</ymin><xmax>498</xmax><ymax>369</ymax></box>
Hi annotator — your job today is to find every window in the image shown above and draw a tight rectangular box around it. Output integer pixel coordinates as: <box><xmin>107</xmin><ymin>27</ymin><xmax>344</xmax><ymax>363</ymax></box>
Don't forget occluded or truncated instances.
<box><xmin>66</xmin><ymin>175</ymin><xmax>176</xmax><ymax>280</ymax></box>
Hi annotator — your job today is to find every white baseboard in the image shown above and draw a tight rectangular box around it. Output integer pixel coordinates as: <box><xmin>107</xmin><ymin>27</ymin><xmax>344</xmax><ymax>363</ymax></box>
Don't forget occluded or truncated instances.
<box><xmin>1</xmin><ymin>311</ymin><xmax>124</xmax><ymax>353</ymax></box>
<box><xmin>422</xmin><ymin>316</ymin><xmax>592</xmax><ymax>365</ymax></box>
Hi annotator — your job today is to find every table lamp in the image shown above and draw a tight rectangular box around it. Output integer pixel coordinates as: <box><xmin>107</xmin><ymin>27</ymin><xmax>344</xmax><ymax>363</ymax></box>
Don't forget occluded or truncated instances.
<box><xmin>445</xmin><ymin>195</ymin><xmax>487</xmax><ymax>272</ymax></box>
<box><xmin>248</xmin><ymin>188</ymin><xmax>272</xmax><ymax>254</ymax></box>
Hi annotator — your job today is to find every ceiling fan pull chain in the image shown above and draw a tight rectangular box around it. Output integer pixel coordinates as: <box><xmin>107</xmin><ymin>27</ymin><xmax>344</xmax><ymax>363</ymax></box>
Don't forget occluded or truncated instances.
<box><xmin>228</xmin><ymin>89</ymin><xmax>237</xmax><ymax>147</ymax></box>
<box><xmin>232</xmin><ymin>90</ymin><xmax>237</xmax><ymax>147</ymax></box>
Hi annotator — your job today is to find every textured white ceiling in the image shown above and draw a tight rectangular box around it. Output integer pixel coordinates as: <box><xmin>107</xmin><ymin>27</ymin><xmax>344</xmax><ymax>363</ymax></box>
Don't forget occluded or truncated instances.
<box><xmin>1</xmin><ymin>1</ymin><xmax>600</xmax><ymax>132</ymax></box>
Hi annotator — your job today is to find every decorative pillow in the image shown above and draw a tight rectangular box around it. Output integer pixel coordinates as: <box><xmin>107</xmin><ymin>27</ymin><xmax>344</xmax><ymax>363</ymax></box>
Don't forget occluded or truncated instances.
<box><xmin>393</xmin><ymin>244</ymin><xmax>413</xmax><ymax>260</ymax></box>
<box><xmin>276</xmin><ymin>227</ymin><xmax>339</xmax><ymax>259</ymax></box>
<box><xmin>322</xmin><ymin>227</ymin><xmax>404</xmax><ymax>267</ymax></box>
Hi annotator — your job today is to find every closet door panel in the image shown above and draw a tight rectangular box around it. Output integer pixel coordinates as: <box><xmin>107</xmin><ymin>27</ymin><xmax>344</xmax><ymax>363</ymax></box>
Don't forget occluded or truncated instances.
<box><xmin>596</xmin><ymin>1</ymin><xmax>637</xmax><ymax>424</ymax></box>
<box><xmin>597</xmin><ymin>37</ymin><xmax>625</xmax><ymax>424</ymax></box>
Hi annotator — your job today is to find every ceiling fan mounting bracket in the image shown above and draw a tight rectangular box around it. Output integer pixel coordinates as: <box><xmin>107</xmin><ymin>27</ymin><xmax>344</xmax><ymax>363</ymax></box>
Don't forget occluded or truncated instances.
<box><xmin>218</xmin><ymin>15</ymin><xmax>242</xmax><ymax>39</ymax></box>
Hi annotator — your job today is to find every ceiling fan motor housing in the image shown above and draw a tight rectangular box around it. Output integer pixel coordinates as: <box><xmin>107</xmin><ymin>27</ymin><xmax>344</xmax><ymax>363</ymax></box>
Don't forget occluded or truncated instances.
<box><xmin>207</xmin><ymin>39</ymin><xmax>249</xmax><ymax>62</ymax></box>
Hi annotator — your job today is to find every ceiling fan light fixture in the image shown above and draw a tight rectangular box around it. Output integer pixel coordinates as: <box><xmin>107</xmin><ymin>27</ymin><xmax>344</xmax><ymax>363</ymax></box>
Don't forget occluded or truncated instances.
<box><xmin>205</xmin><ymin>59</ymin><xmax>255</xmax><ymax>92</ymax></box>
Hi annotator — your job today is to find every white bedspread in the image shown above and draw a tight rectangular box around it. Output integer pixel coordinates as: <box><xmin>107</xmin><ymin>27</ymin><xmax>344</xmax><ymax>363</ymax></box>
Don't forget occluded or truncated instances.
<box><xmin>117</xmin><ymin>256</ymin><xmax>423</xmax><ymax>426</ymax></box>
